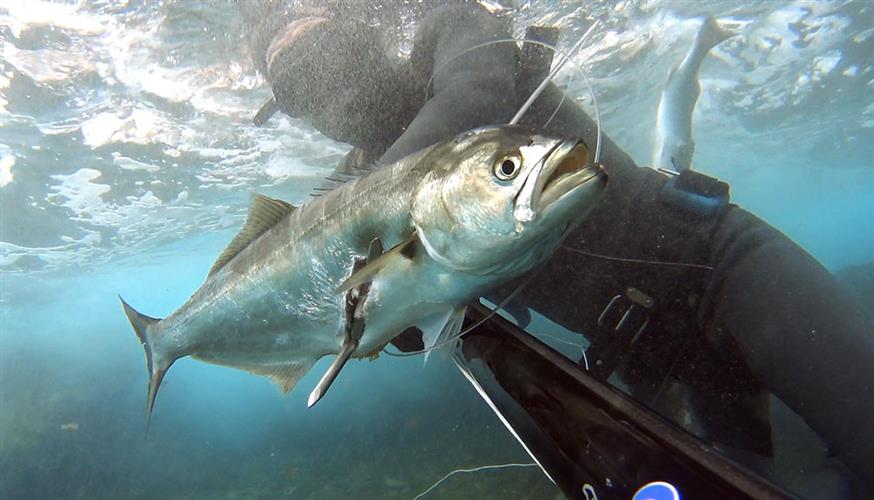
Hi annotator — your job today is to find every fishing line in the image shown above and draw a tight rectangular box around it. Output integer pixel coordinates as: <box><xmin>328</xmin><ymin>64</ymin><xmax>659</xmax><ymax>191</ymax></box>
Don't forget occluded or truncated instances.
<box><xmin>382</xmin><ymin>273</ymin><xmax>534</xmax><ymax>358</ymax></box>
<box><xmin>535</xmin><ymin>331</ymin><xmax>590</xmax><ymax>370</ymax></box>
<box><xmin>382</xmin><ymin>245</ymin><xmax>711</xmax><ymax>359</ymax></box>
<box><xmin>426</xmin><ymin>26</ymin><xmax>603</xmax><ymax>164</ymax></box>
<box><xmin>381</xmin><ymin>28</ymin><xmax>607</xmax><ymax>359</ymax></box>
<box><xmin>382</xmin><ymin>249</ymin><xmax>710</xmax><ymax>360</ymax></box>
<box><xmin>412</xmin><ymin>462</ymin><xmax>539</xmax><ymax>500</ymax></box>
<box><xmin>427</xmin><ymin>30</ymin><xmax>711</xmax><ymax>276</ymax></box>
<box><xmin>510</xmin><ymin>21</ymin><xmax>599</xmax><ymax>124</ymax></box>
<box><xmin>561</xmin><ymin>246</ymin><xmax>716</xmax><ymax>271</ymax></box>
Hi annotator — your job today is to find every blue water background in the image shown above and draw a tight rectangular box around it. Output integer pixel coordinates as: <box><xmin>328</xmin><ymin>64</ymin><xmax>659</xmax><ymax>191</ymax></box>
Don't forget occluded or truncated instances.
<box><xmin>1</xmin><ymin>229</ymin><xmax>553</xmax><ymax>498</ymax></box>
<box><xmin>1</xmin><ymin>1</ymin><xmax>873</xmax><ymax>499</ymax></box>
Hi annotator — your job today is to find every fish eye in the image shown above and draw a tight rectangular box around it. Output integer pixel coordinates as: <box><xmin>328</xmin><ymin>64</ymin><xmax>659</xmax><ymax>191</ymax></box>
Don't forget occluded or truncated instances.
<box><xmin>494</xmin><ymin>155</ymin><xmax>521</xmax><ymax>181</ymax></box>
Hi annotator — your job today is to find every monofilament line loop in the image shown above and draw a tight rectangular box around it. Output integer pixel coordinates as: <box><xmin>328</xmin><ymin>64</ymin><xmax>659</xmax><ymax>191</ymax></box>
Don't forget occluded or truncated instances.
<box><xmin>509</xmin><ymin>20</ymin><xmax>600</xmax><ymax>126</ymax></box>
<box><xmin>412</xmin><ymin>462</ymin><xmax>539</xmax><ymax>500</ymax></box>
<box><xmin>381</xmin><ymin>274</ymin><xmax>534</xmax><ymax>357</ymax></box>
<box><xmin>389</xmin><ymin>26</ymin><xmax>606</xmax><ymax>358</ymax></box>
<box><xmin>426</xmin><ymin>25</ymin><xmax>603</xmax><ymax>164</ymax></box>
<box><xmin>561</xmin><ymin>246</ymin><xmax>716</xmax><ymax>271</ymax></box>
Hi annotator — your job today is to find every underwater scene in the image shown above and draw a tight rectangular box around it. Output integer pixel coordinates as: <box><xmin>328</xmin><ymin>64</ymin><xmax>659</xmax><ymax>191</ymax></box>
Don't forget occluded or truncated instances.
<box><xmin>1</xmin><ymin>1</ymin><xmax>873</xmax><ymax>499</ymax></box>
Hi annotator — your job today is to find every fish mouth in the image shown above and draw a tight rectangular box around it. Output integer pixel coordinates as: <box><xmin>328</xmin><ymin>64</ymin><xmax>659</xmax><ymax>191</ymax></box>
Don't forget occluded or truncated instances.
<box><xmin>514</xmin><ymin>140</ymin><xmax>605</xmax><ymax>222</ymax></box>
<box><xmin>539</xmin><ymin>141</ymin><xmax>602</xmax><ymax>210</ymax></box>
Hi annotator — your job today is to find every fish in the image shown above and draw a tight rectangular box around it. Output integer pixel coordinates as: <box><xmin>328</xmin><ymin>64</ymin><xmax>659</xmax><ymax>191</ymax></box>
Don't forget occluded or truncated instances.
<box><xmin>652</xmin><ymin>15</ymin><xmax>734</xmax><ymax>172</ymax></box>
<box><xmin>120</xmin><ymin>125</ymin><xmax>606</xmax><ymax>422</ymax></box>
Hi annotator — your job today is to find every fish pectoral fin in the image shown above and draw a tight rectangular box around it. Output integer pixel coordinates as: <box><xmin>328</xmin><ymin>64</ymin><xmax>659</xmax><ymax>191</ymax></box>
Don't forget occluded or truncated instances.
<box><xmin>208</xmin><ymin>194</ymin><xmax>297</xmax><ymax>277</ymax></box>
<box><xmin>307</xmin><ymin>341</ymin><xmax>357</xmax><ymax>408</ymax></box>
<box><xmin>418</xmin><ymin>307</ymin><xmax>467</xmax><ymax>364</ymax></box>
<box><xmin>336</xmin><ymin>233</ymin><xmax>418</xmax><ymax>293</ymax></box>
<box><xmin>365</xmin><ymin>237</ymin><xmax>384</xmax><ymax>264</ymax></box>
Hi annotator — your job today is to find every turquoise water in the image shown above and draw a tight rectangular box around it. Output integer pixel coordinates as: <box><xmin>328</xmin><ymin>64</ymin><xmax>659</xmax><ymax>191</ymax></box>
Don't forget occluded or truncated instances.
<box><xmin>1</xmin><ymin>1</ymin><xmax>872</xmax><ymax>499</ymax></box>
<box><xmin>0</xmin><ymin>232</ymin><xmax>557</xmax><ymax>499</ymax></box>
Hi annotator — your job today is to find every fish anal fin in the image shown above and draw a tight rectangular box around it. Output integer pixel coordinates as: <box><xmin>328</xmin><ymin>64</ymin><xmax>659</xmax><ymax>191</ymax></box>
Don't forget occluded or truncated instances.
<box><xmin>208</xmin><ymin>194</ymin><xmax>297</xmax><ymax>277</ymax></box>
<box><xmin>336</xmin><ymin>233</ymin><xmax>418</xmax><ymax>293</ymax></box>
<box><xmin>253</xmin><ymin>362</ymin><xmax>312</xmax><ymax>393</ymax></box>
<box><xmin>257</xmin><ymin>362</ymin><xmax>312</xmax><ymax>393</ymax></box>
<box><xmin>270</xmin><ymin>364</ymin><xmax>309</xmax><ymax>394</ymax></box>
<box><xmin>196</xmin><ymin>357</ymin><xmax>315</xmax><ymax>394</ymax></box>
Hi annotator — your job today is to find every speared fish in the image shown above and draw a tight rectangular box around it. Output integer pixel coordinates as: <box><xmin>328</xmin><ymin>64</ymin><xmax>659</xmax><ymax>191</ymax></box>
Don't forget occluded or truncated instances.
<box><xmin>121</xmin><ymin>126</ymin><xmax>606</xmax><ymax>422</ymax></box>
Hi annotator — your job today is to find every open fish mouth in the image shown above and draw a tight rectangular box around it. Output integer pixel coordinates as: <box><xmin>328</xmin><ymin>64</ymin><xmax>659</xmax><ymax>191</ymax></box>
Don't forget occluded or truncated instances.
<box><xmin>538</xmin><ymin>141</ymin><xmax>602</xmax><ymax>211</ymax></box>
<box><xmin>514</xmin><ymin>140</ymin><xmax>605</xmax><ymax>222</ymax></box>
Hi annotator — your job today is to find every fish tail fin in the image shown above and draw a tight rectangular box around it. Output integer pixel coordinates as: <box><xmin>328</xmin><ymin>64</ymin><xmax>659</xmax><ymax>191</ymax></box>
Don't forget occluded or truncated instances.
<box><xmin>698</xmin><ymin>15</ymin><xmax>735</xmax><ymax>52</ymax></box>
<box><xmin>119</xmin><ymin>295</ymin><xmax>174</xmax><ymax>428</ymax></box>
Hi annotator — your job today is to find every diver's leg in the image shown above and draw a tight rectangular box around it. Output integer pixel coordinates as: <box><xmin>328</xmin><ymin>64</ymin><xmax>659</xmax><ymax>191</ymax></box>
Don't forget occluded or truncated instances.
<box><xmin>379</xmin><ymin>4</ymin><xmax>517</xmax><ymax>163</ymax></box>
<box><xmin>704</xmin><ymin>207</ymin><xmax>874</xmax><ymax>489</ymax></box>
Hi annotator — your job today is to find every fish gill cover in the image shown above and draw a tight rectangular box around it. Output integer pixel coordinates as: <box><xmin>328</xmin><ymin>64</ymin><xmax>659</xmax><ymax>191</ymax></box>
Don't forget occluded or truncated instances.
<box><xmin>0</xmin><ymin>1</ymin><xmax>872</xmax><ymax>499</ymax></box>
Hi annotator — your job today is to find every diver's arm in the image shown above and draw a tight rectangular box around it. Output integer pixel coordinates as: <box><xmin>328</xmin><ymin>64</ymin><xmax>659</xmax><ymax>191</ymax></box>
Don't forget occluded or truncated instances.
<box><xmin>380</xmin><ymin>4</ymin><xmax>641</xmax><ymax>170</ymax></box>
<box><xmin>511</xmin><ymin>21</ymin><xmax>874</xmax><ymax>486</ymax></box>
<box><xmin>705</xmin><ymin>208</ymin><xmax>874</xmax><ymax>487</ymax></box>
<box><xmin>486</xmin><ymin>65</ymin><xmax>874</xmax><ymax>486</ymax></box>
<box><xmin>378</xmin><ymin>4</ymin><xmax>517</xmax><ymax>164</ymax></box>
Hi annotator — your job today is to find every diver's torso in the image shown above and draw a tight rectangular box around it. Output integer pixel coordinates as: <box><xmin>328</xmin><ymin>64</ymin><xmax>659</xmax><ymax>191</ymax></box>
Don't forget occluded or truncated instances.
<box><xmin>496</xmin><ymin>162</ymin><xmax>774</xmax><ymax>454</ymax></box>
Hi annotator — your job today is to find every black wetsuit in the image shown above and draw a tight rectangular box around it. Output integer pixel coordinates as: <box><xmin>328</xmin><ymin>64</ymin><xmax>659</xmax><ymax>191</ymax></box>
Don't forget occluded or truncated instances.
<box><xmin>245</xmin><ymin>2</ymin><xmax>874</xmax><ymax>493</ymax></box>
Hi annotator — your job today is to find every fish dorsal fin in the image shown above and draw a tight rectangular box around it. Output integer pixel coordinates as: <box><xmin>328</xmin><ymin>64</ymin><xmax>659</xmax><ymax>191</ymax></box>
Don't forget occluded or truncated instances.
<box><xmin>336</xmin><ymin>233</ymin><xmax>419</xmax><ymax>293</ymax></box>
<box><xmin>208</xmin><ymin>194</ymin><xmax>296</xmax><ymax>276</ymax></box>
<box><xmin>310</xmin><ymin>148</ymin><xmax>385</xmax><ymax>197</ymax></box>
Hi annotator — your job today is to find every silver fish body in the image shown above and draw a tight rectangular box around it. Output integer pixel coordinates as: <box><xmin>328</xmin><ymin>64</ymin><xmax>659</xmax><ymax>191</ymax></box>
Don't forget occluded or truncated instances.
<box><xmin>653</xmin><ymin>15</ymin><xmax>733</xmax><ymax>172</ymax></box>
<box><xmin>121</xmin><ymin>125</ymin><xmax>606</xmax><ymax>420</ymax></box>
